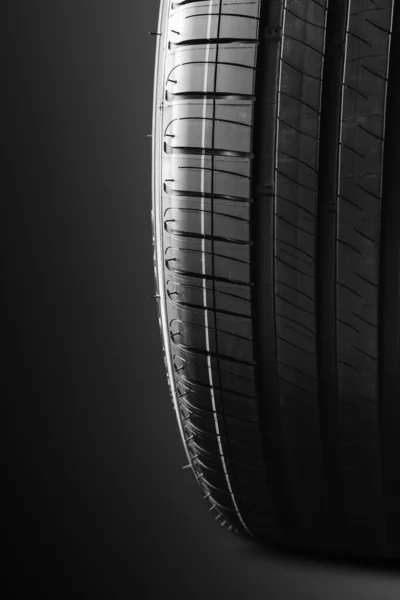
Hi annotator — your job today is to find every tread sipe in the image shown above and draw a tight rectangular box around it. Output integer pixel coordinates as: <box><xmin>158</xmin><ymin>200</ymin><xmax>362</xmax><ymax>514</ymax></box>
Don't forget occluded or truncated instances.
<box><xmin>151</xmin><ymin>0</ymin><xmax>400</xmax><ymax>559</ymax></box>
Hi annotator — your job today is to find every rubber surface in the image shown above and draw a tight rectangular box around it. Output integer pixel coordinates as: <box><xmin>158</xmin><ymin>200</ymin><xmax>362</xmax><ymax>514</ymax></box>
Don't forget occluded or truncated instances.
<box><xmin>151</xmin><ymin>0</ymin><xmax>400</xmax><ymax>559</ymax></box>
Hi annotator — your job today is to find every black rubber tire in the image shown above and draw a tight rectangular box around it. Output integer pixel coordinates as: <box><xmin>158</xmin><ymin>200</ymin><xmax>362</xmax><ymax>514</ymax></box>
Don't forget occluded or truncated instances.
<box><xmin>151</xmin><ymin>0</ymin><xmax>400</xmax><ymax>560</ymax></box>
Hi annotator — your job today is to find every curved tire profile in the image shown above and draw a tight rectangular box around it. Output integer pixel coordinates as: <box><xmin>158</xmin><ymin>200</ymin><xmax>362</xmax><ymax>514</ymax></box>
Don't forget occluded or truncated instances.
<box><xmin>151</xmin><ymin>0</ymin><xmax>400</xmax><ymax>560</ymax></box>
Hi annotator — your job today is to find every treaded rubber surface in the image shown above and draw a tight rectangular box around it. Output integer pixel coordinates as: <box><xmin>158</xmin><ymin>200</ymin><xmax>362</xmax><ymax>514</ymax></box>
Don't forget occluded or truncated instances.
<box><xmin>151</xmin><ymin>0</ymin><xmax>400</xmax><ymax>559</ymax></box>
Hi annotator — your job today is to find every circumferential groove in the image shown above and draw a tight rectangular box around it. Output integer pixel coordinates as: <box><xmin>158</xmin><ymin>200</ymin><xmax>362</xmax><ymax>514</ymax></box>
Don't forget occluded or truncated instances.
<box><xmin>316</xmin><ymin>0</ymin><xmax>349</xmax><ymax>550</ymax></box>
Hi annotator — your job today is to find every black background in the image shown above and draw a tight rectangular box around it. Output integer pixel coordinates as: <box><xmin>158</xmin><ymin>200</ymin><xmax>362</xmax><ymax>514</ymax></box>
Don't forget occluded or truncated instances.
<box><xmin>5</xmin><ymin>1</ymin><xmax>400</xmax><ymax>597</ymax></box>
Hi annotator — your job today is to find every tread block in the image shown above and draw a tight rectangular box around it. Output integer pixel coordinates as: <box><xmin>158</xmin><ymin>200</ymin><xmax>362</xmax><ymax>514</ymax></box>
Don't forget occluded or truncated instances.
<box><xmin>165</xmin><ymin>239</ymin><xmax>251</xmax><ymax>283</ymax></box>
<box><xmin>169</xmin><ymin>317</ymin><xmax>254</xmax><ymax>361</ymax></box>
<box><xmin>166</xmin><ymin>62</ymin><xmax>255</xmax><ymax>99</ymax></box>
<box><xmin>163</xmin><ymin>161</ymin><xmax>252</xmax><ymax>200</ymax></box>
<box><xmin>164</xmin><ymin>206</ymin><xmax>250</xmax><ymax>242</ymax></box>
<box><xmin>165</xmin><ymin>277</ymin><xmax>252</xmax><ymax>316</ymax></box>
<box><xmin>173</xmin><ymin>347</ymin><xmax>256</xmax><ymax>394</ymax></box>
<box><xmin>165</xmin><ymin>117</ymin><xmax>252</xmax><ymax>154</ymax></box>
<box><xmin>168</xmin><ymin>12</ymin><xmax>259</xmax><ymax>46</ymax></box>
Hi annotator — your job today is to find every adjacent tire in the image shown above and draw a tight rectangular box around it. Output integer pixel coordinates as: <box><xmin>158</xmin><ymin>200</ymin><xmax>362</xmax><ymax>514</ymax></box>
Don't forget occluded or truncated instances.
<box><xmin>151</xmin><ymin>0</ymin><xmax>400</xmax><ymax>559</ymax></box>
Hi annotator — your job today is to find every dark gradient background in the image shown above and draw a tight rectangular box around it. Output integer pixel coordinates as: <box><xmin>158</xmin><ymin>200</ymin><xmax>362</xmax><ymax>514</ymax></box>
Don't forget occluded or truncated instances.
<box><xmin>4</xmin><ymin>1</ymin><xmax>400</xmax><ymax>597</ymax></box>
